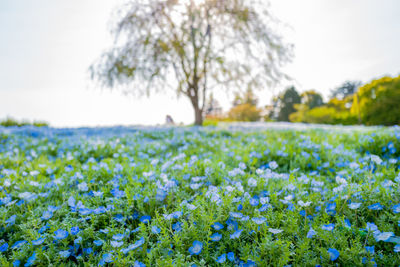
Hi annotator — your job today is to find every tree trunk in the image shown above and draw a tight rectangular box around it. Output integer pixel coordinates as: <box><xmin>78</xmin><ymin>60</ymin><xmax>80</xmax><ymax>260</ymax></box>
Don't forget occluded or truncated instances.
<box><xmin>194</xmin><ymin>105</ymin><xmax>203</xmax><ymax>126</ymax></box>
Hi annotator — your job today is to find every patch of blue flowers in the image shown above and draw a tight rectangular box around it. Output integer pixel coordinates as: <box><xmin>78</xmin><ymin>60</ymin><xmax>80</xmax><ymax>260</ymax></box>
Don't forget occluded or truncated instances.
<box><xmin>0</xmin><ymin>125</ymin><xmax>399</xmax><ymax>266</ymax></box>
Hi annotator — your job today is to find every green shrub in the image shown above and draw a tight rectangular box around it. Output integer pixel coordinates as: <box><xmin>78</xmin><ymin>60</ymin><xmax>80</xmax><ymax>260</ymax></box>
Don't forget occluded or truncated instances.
<box><xmin>0</xmin><ymin>117</ymin><xmax>49</xmax><ymax>127</ymax></box>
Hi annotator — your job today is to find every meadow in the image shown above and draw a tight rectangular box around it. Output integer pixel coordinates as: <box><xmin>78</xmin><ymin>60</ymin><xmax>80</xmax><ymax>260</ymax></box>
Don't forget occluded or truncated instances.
<box><xmin>0</xmin><ymin>124</ymin><xmax>400</xmax><ymax>266</ymax></box>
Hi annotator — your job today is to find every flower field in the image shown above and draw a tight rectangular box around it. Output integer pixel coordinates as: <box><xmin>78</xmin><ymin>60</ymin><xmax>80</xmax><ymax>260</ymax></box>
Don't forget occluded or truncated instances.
<box><xmin>1</xmin><ymin>125</ymin><xmax>400</xmax><ymax>266</ymax></box>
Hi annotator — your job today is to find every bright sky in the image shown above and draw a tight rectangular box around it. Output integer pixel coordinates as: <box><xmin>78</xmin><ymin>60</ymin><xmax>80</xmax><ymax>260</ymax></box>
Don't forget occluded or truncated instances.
<box><xmin>0</xmin><ymin>0</ymin><xmax>399</xmax><ymax>127</ymax></box>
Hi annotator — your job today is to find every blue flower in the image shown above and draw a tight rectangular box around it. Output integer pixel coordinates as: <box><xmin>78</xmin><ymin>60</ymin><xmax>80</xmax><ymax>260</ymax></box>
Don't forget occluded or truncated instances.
<box><xmin>6</xmin><ymin>215</ymin><xmax>17</xmax><ymax>226</ymax></box>
<box><xmin>325</xmin><ymin>202</ymin><xmax>336</xmax><ymax>216</ymax></box>
<box><xmin>112</xmin><ymin>233</ymin><xmax>124</xmax><ymax>241</ymax></box>
<box><xmin>365</xmin><ymin>246</ymin><xmax>375</xmax><ymax>254</ymax></box>
<box><xmin>130</xmin><ymin>237</ymin><xmax>145</xmax><ymax>250</ymax></box>
<box><xmin>328</xmin><ymin>248</ymin><xmax>339</xmax><ymax>261</ymax></box>
<box><xmin>59</xmin><ymin>250</ymin><xmax>71</xmax><ymax>258</ymax></box>
<box><xmin>230</xmin><ymin>212</ymin><xmax>243</xmax><ymax>219</ymax></box>
<box><xmin>102</xmin><ymin>253</ymin><xmax>113</xmax><ymax>263</ymax></box>
<box><xmin>368</xmin><ymin>203</ymin><xmax>383</xmax><ymax>211</ymax></box>
<box><xmin>111</xmin><ymin>241</ymin><xmax>124</xmax><ymax>248</ymax></box>
<box><xmin>188</xmin><ymin>240</ymin><xmax>203</xmax><ymax>255</ymax></box>
<box><xmin>70</xmin><ymin>226</ymin><xmax>80</xmax><ymax>235</ymax></box>
<box><xmin>93</xmin><ymin>240</ymin><xmax>103</xmax><ymax>246</ymax></box>
<box><xmin>68</xmin><ymin>196</ymin><xmax>76</xmax><ymax>208</ymax></box>
<box><xmin>230</xmin><ymin>229</ymin><xmax>243</xmax><ymax>239</ymax></box>
<box><xmin>252</xmin><ymin>217</ymin><xmax>267</xmax><ymax>225</ymax></box>
<box><xmin>84</xmin><ymin>247</ymin><xmax>93</xmax><ymax>255</ymax></box>
<box><xmin>172</xmin><ymin>222</ymin><xmax>182</xmax><ymax>232</ymax></box>
<box><xmin>245</xmin><ymin>259</ymin><xmax>257</xmax><ymax>266</ymax></box>
<box><xmin>93</xmin><ymin>191</ymin><xmax>104</xmax><ymax>197</ymax></box>
<box><xmin>307</xmin><ymin>228</ymin><xmax>316</xmax><ymax>238</ymax></box>
<box><xmin>366</xmin><ymin>222</ymin><xmax>378</xmax><ymax>232</ymax></box>
<box><xmin>392</xmin><ymin>204</ymin><xmax>400</xmax><ymax>214</ymax></box>
<box><xmin>47</xmin><ymin>205</ymin><xmax>60</xmax><ymax>212</ymax></box>
<box><xmin>13</xmin><ymin>260</ymin><xmax>20</xmax><ymax>267</ymax></box>
<box><xmin>259</xmin><ymin>204</ymin><xmax>271</xmax><ymax>212</ymax></box>
<box><xmin>249</xmin><ymin>197</ymin><xmax>259</xmax><ymax>206</ymax></box>
<box><xmin>111</xmin><ymin>188</ymin><xmax>125</xmax><ymax>198</ymax></box>
<box><xmin>151</xmin><ymin>226</ymin><xmax>161</xmax><ymax>234</ymax></box>
<box><xmin>212</xmin><ymin>222</ymin><xmax>224</xmax><ymax>230</ymax></box>
<box><xmin>344</xmin><ymin>218</ymin><xmax>351</xmax><ymax>229</ymax></box>
<box><xmin>78</xmin><ymin>182</ymin><xmax>88</xmax><ymax>191</ymax></box>
<box><xmin>25</xmin><ymin>252</ymin><xmax>36</xmax><ymax>267</ymax></box>
<box><xmin>74</xmin><ymin>236</ymin><xmax>82</xmax><ymax>244</ymax></box>
<box><xmin>375</xmin><ymin>232</ymin><xmax>394</xmax><ymax>242</ymax></box>
<box><xmin>210</xmin><ymin>233</ymin><xmax>222</xmax><ymax>242</ymax></box>
<box><xmin>113</xmin><ymin>214</ymin><xmax>124</xmax><ymax>222</ymax></box>
<box><xmin>139</xmin><ymin>215</ymin><xmax>151</xmax><ymax>224</ymax></box>
<box><xmin>38</xmin><ymin>225</ymin><xmax>49</xmax><ymax>234</ymax></box>
<box><xmin>32</xmin><ymin>237</ymin><xmax>45</xmax><ymax>246</ymax></box>
<box><xmin>79</xmin><ymin>208</ymin><xmax>92</xmax><ymax>216</ymax></box>
<box><xmin>11</xmin><ymin>240</ymin><xmax>27</xmax><ymax>250</ymax></box>
<box><xmin>134</xmin><ymin>261</ymin><xmax>146</xmax><ymax>267</ymax></box>
<box><xmin>0</xmin><ymin>242</ymin><xmax>8</xmax><ymax>252</ymax></box>
<box><xmin>394</xmin><ymin>245</ymin><xmax>400</xmax><ymax>253</ymax></box>
<box><xmin>321</xmin><ymin>224</ymin><xmax>335</xmax><ymax>231</ymax></box>
<box><xmin>54</xmin><ymin>229</ymin><xmax>69</xmax><ymax>240</ymax></box>
<box><xmin>227</xmin><ymin>252</ymin><xmax>235</xmax><ymax>262</ymax></box>
<box><xmin>216</xmin><ymin>253</ymin><xmax>226</xmax><ymax>263</ymax></box>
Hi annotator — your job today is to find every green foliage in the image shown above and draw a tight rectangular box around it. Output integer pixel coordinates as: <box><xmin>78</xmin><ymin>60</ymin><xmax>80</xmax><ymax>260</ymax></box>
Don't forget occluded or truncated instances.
<box><xmin>301</xmin><ymin>90</ymin><xmax>324</xmax><ymax>109</ymax></box>
<box><xmin>290</xmin><ymin>90</ymin><xmax>357</xmax><ymax>125</ymax></box>
<box><xmin>0</xmin><ymin>117</ymin><xmax>48</xmax><ymax>127</ymax></box>
<box><xmin>290</xmin><ymin>99</ymin><xmax>357</xmax><ymax>125</ymax></box>
<box><xmin>227</xmin><ymin>88</ymin><xmax>261</xmax><ymax>122</ymax></box>
<box><xmin>272</xmin><ymin>86</ymin><xmax>301</xmax><ymax>122</ymax></box>
<box><xmin>351</xmin><ymin>75</ymin><xmax>400</xmax><ymax>126</ymax></box>
<box><xmin>330</xmin><ymin>80</ymin><xmax>361</xmax><ymax>100</ymax></box>
<box><xmin>228</xmin><ymin>103</ymin><xmax>261</xmax><ymax>122</ymax></box>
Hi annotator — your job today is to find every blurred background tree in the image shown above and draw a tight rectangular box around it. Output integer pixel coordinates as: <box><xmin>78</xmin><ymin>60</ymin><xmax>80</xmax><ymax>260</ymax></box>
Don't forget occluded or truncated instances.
<box><xmin>301</xmin><ymin>90</ymin><xmax>324</xmax><ymax>109</ymax></box>
<box><xmin>90</xmin><ymin>0</ymin><xmax>292</xmax><ymax>125</ymax></box>
<box><xmin>227</xmin><ymin>88</ymin><xmax>261</xmax><ymax>121</ymax></box>
<box><xmin>273</xmin><ymin>86</ymin><xmax>301</xmax><ymax>121</ymax></box>
<box><xmin>289</xmin><ymin>90</ymin><xmax>323</xmax><ymax>122</ymax></box>
<box><xmin>351</xmin><ymin>75</ymin><xmax>400</xmax><ymax>125</ymax></box>
<box><xmin>330</xmin><ymin>80</ymin><xmax>361</xmax><ymax>100</ymax></box>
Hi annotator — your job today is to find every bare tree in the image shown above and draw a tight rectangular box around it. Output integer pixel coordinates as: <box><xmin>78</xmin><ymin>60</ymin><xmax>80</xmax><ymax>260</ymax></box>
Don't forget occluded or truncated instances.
<box><xmin>90</xmin><ymin>0</ymin><xmax>292</xmax><ymax>125</ymax></box>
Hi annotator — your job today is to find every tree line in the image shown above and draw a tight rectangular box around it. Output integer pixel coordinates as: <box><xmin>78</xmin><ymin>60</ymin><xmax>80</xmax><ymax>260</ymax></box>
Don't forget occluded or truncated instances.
<box><xmin>205</xmin><ymin>75</ymin><xmax>400</xmax><ymax>126</ymax></box>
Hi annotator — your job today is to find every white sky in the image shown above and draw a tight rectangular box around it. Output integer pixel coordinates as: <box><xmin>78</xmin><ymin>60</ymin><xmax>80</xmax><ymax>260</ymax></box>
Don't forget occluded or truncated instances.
<box><xmin>0</xmin><ymin>0</ymin><xmax>399</xmax><ymax>127</ymax></box>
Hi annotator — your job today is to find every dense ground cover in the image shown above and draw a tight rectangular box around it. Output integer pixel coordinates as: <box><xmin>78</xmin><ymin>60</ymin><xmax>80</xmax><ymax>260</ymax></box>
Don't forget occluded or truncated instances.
<box><xmin>0</xmin><ymin>124</ymin><xmax>400</xmax><ymax>266</ymax></box>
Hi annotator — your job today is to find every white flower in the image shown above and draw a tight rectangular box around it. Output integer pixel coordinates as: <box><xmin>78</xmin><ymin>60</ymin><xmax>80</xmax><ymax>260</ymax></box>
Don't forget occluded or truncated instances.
<box><xmin>268</xmin><ymin>228</ymin><xmax>283</xmax><ymax>234</ymax></box>
<box><xmin>335</xmin><ymin>176</ymin><xmax>347</xmax><ymax>185</ymax></box>
<box><xmin>370</xmin><ymin>155</ymin><xmax>382</xmax><ymax>165</ymax></box>
<box><xmin>78</xmin><ymin>182</ymin><xmax>88</xmax><ymax>192</ymax></box>
<box><xmin>269</xmin><ymin>161</ymin><xmax>278</xmax><ymax>170</ymax></box>
<box><xmin>298</xmin><ymin>200</ymin><xmax>312</xmax><ymax>207</ymax></box>
<box><xmin>248</xmin><ymin>178</ymin><xmax>257</xmax><ymax>187</ymax></box>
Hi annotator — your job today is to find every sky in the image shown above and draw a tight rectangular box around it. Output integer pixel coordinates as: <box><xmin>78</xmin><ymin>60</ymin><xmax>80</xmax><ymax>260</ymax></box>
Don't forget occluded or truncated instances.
<box><xmin>0</xmin><ymin>0</ymin><xmax>399</xmax><ymax>127</ymax></box>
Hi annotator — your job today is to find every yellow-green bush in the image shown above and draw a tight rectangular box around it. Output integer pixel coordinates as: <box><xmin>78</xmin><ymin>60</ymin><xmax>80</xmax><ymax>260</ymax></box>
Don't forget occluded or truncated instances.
<box><xmin>228</xmin><ymin>103</ymin><xmax>261</xmax><ymax>122</ymax></box>
<box><xmin>351</xmin><ymin>75</ymin><xmax>400</xmax><ymax>125</ymax></box>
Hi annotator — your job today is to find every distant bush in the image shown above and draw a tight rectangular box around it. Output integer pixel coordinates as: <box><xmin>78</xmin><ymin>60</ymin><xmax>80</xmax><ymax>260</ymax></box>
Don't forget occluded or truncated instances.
<box><xmin>351</xmin><ymin>75</ymin><xmax>400</xmax><ymax>125</ymax></box>
<box><xmin>305</xmin><ymin>106</ymin><xmax>357</xmax><ymax>125</ymax></box>
<box><xmin>290</xmin><ymin>96</ymin><xmax>357</xmax><ymax>125</ymax></box>
<box><xmin>228</xmin><ymin>103</ymin><xmax>261</xmax><ymax>122</ymax></box>
<box><xmin>203</xmin><ymin>116</ymin><xmax>234</xmax><ymax>127</ymax></box>
<box><xmin>0</xmin><ymin>117</ymin><xmax>49</xmax><ymax>127</ymax></box>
